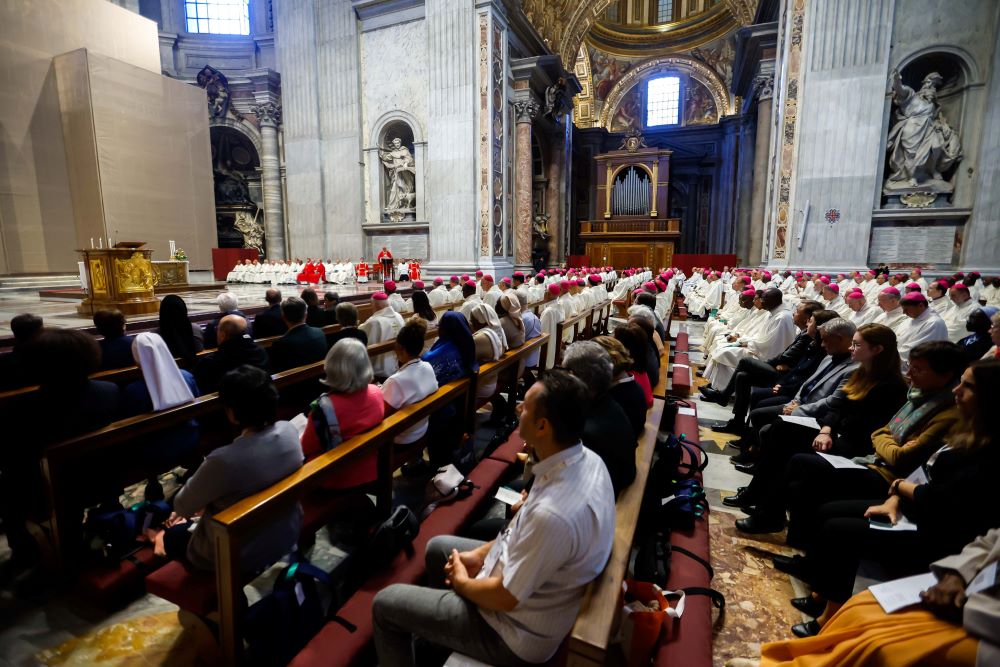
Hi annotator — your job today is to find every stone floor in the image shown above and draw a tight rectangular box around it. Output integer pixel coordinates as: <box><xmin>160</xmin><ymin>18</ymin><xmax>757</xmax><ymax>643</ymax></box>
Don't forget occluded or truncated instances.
<box><xmin>0</xmin><ymin>320</ymin><xmax>810</xmax><ymax>667</ymax></box>
<box><xmin>0</xmin><ymin>272</ymin><xmax>396</xmax><ymax>337</ymax></box>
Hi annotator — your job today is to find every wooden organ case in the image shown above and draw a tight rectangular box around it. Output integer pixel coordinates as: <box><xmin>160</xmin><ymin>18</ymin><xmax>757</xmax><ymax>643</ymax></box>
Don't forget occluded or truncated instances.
<box><xmin>580</xmin><ymin>135</ymin><xmax>680</xmax><ymax>270</ymax></box>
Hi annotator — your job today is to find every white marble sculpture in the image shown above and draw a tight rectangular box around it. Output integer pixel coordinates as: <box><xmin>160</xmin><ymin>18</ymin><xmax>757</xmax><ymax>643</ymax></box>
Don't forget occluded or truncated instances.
<box><xmin>884</xmin><ymin>69</ymin><xmax>962</xmax><ymax>196</ymax></box>
<box><xmin>379</xmin><ymin>137</ymin><xmax>416</xmax><ymax>221</ymax></box>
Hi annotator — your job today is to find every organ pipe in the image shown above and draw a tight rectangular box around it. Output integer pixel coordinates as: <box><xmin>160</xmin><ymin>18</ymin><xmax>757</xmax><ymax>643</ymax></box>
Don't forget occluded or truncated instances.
<box><xmin>611</xmin><ymin>166</ymin><xmax>652</xmax><ymax>217</ymax></box>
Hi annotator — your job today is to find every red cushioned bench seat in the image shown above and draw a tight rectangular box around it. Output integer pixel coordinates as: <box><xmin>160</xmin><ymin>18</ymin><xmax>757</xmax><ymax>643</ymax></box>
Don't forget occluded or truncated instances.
<box><xmin>289</xmin><ymin>457</ymin><xmax>511</xmax><ymax>667</ymax></box>
<box><xmin>670</xmin><ymin>351</ymin><xmax>692</xmax><ymax>397</ymax></box>
<box><xmin>79</xmin><ymin>545</ymin><xmax>166</xmax><ymax>605</ymax></box>
<box><xmin>145</xmin><ymin>559</ymin><xmax>219</xmax><ymax>616</ymax></box>
<box><xmin>487</xmin><ymin>428</ymin><xmax>525</xmax><ymax>465</ymax></box>
<box><xmin>674</xmin><ymin>331</ymin><xmax>689</xmax><ymax>354</ymax></box>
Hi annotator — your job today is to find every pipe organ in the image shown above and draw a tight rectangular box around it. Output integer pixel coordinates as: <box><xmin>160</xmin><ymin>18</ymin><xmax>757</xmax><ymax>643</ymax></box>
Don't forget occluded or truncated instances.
<box><xmin>580</xmin><ymin>133</ymin><xmax>680</xmax><ymax>269</ymax></box>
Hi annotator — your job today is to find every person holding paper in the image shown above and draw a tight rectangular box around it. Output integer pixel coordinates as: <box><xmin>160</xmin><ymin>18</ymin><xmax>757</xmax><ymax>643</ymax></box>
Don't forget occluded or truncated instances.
<box><xmin>732</xmin><ymin>323</ymin><xmax>906</xmax><ymax>534</ymax></box>
<box><xmin>780</xmin><ymin>360</ymin><xmax>1000</xmax><ymax>638</ymax></box>
<box><xmin>756</xmin><ymin>527</ymin><xmax>1000</xmax><ymax>667</ymax></box>
<box><xmin>727</xmin><ymin>317</ymin><xmax>859</xmax><ymax>469</ymax></box>
<box><xmin>783</xmin><ymin>340</ymin><xmax>967</xmax><ymax>548</ymax></box>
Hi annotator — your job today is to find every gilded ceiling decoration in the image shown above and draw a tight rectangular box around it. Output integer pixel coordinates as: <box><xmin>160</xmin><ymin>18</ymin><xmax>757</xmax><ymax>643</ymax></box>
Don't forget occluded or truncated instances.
<box><xmin>518</xmin><ymin>0</ymin><xmax>758</xmax><ymax>67</ymax></box>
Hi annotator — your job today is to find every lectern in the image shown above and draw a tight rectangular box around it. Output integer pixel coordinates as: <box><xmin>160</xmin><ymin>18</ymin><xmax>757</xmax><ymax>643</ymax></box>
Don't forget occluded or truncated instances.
<box><xmin>78</xmin><ymin>243</ymin><xmax>159</xmax><ymax>316</ymax></box>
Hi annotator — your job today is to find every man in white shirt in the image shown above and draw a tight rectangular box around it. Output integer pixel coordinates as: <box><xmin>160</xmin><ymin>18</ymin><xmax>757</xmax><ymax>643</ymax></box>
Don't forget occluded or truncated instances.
<box><xmin>896</xmin><ymin>291</ymin><xmax>949</xmax><ymax>366</ymax></box>
<box><xmin>373</xmin><ymin>370</ymin><xmax>615</xmax><ymax>667</ymax></box>
<box><xmin>359</xmin><ymin>292</ymin><xmax>405</xmax><ymax>380</ymax></box>
<box><xmin>873</xmin><ymin>286</ymin><xmax>907</xmax><ymax>332</ymax></box>
<box><xmin>381</xmin><ymin>318</ymin><xmax>439</xmax><ymax>445</ymax></box>
<box><xmin>942</xmin><ymin>283</ymin><xmax>982</xmax><ymax>343</ymax></box>
<box><xmin>846</xmin><ymin>289</ymin><xmax>881</xmax><ymax>326</ymax></box>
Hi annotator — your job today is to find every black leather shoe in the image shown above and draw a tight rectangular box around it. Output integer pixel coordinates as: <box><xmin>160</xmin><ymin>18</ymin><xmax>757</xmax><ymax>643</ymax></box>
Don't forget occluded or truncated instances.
<box><xmin>735</xmin><ymin>515</ymin><xmax>785</xmax><ymax>534</ymax></box>
<box><xmin>712</xmin><ymin>420</ymin><xmax>745</xmax><ymax>435</ymax></box>
<box><xmin>791</xmin><ymin>620</ymin><xmax>821</xmax><ymax>638</ymax></box>
<box><xmin>700</xmin><ymin>388</ymin><xmax>729</xmax><ymax>406</ymax></box>
<box><xmin>729</xmin><ymin>450</ymin><xmax>755</xmax><ymax>465</ymax></box>
<box><xmin>698</xmin><ymin>385</ymin><xmax>716</xmax><ymax>398</ymax></box>
<box><xmin>722</xmin><ymin>487</ymin><xmax>756</xmax><ymax>508</ymax></box>
<box><xmin>774</xmin><ymin>555</ymin><xmax>809</xmax><ymax>579</ymax></box>
<box><xmin>790</xmin><ymin>596</ymin><xmax>825</xmax><ymax>617</ymax></box>
<box><xmin>733</xmin><ymin>462</ymin><xmax>757</xmax><ymax>475</ymax></box>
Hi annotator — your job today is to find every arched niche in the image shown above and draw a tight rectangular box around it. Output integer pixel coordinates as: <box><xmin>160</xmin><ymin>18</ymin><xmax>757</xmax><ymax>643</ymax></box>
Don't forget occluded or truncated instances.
<box><xmin>210</xmin><ymin>124</ymin><xmax>263</xmax><ymax>251</ymax></box>
<box><xmin>598</xmin><ymin>55</ymin><xmax>732</xmax><ymax>131</ymax></box>
<box><xmin>367</xmin><ymin>110</ymin><xmax>426</xmax><ymax>224</ymax></box>
<box><xmin>882</xmin><ymin>48</ymin><xmax>979</xmax><ymax>207</ymax></box>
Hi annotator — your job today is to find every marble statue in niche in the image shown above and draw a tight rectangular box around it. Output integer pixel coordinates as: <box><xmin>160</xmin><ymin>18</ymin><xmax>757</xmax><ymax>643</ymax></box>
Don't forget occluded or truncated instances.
<box><xmin>884</xmin><ymin>70</ymin><xmax>962</xmax><ymax>206</ymax></box>
<box><xmin>234</xmin><ymin>210</ymin><xmax>265</xmax><ymax>257</ymax></box>
<box><xmin>379</xmin><ymin>137</ymin><xmax>417</xmax><ymax>222</ymax></box>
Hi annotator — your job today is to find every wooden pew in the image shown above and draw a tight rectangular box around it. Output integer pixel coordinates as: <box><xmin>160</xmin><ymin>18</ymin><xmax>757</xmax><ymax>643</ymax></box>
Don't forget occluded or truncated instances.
<box><xmin>567</xmin><ymin>397</ymin><xmax>665</xmax><ymax>665</ymax></box>
<box><xmin>197</xmin><ymin>334</ymin><xmax>549</xmax><ymax>665</ymax></box>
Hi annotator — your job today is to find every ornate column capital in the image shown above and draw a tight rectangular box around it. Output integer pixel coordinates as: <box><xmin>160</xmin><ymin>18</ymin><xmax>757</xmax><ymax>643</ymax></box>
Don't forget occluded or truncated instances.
<box><xmin>754</xmin><ymin>75</ymin><xmax>775</xmax><ymax>102</ymax></box>
<box><xmin>513</xmin><ymin>98</ymin><xmax>540</xmax><ymax>124</ymax></box>
<box><xmin>251</xmin><ymin>102</ymin><xmax>282</xmax><ymax>128</ymax></box>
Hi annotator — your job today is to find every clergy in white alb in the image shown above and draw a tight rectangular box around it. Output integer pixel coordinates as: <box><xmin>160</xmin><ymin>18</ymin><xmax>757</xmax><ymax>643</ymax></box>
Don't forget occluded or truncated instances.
<box><xmin>895</xmin><ymin>292</ymin><xmax>949</xmax><ymax>366</ymax></box>
<box><xmin>688</xmin><ymin>272</ymin><xmax>724</xmax><ymax>318</ymax></box>
<box><xmin>821</xmin><ymin>284</ymin><xmax>852</xmax><ymax>318</ymax></box>
<box><xmin>873</xmin><ymin>286</ymin><xmax>907</xmax><ymax>332</ymax></box>
<box><xmin>942</xmin><ymin>283</ymin><xmax>983</xmax><ymax>343</ymax></box>
<box><xmin>359</xmin><ymin>292</ymin><xmax>406</xmax><ymax>379</ymax></box>
<box><xmin>846</xmin><ymin>290</ymin><xmax>881</xmax><ymax>327</ymax></box>
<box><xmin>703</xmin><ymin>289</ymin><xmax>798</xmax><ymax>389</ymax></box>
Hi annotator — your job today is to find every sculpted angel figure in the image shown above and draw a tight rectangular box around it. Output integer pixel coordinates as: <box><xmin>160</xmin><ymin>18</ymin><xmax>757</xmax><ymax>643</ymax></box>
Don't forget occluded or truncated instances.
<box><xmin>884</xmin><ymin>69</ymin><xmax>962</xmax><ymax>192</ymax></box>
<box><xmin>379</xmin><ymin>137</ymin><xmax>416</xmax><ymax>216</ymax></box>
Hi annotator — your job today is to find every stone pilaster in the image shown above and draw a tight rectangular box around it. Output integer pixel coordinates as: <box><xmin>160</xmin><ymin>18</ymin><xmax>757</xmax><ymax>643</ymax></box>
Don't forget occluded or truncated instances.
<box><xmin>748</xmin><ymin>74</ymin><xmax>773</xmax><ymax>267</ymax></box>
<box><xmin>513</xmin><ymin>96</ymin><xmax>539</xmax><ymax>271</ymax></box>
<box><xmin>251</xmin><ymin>101</ymin><xmax>286</xmax><ymax>259</ymax></box>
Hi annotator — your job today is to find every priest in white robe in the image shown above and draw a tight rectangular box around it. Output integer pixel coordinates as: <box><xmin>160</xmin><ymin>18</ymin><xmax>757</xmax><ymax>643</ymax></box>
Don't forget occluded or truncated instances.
<box><xmin>687</xmin><ymin>272</ymin><xmax>725</xmax><ymax>318</ymax></box>
<box><xmin>538</xmin><ymin>284</ymin><xmax>564</xmax><ymax>369</ymax></box>
<box><xmin>873</xmin><ymin>286</ymin><xmax>907</xmax><ymax>332</ymax></box>
<box><xmin>896</xmin><ymin>292</ymin><xmax>949</xmax><ymax>367</ymax></box>
<box><xmin>458</xmin><ymin>281</ymin><xmax>485</xmax><ymax>322</ymax></box>
<box><xmin>359</xmin><ymin>292</ymin><xmax>405</xmax><ymax>379</ymax></box>
<box><xmin>942</xmin><ymin>283</ymin><xmax>983</xmax><ymax>343</ymax></box>
<box><xmin>704</xmin><ymin>289</ymin><xmax>797</xmax><ymax>389</ymax></box>
<box><xmin>821</xmin><ymin>284</ymin><xmax>852</xmax><ymax>318</ymax></box>
<box><xmin>846</xmin><ymin>289</ymin><xmax>881</xmax><ymax>327</ymax></box>
<box><xmin>428</xmin><ymin>277</ymin><xmax>449</xmax><ymax>307</ymax></box>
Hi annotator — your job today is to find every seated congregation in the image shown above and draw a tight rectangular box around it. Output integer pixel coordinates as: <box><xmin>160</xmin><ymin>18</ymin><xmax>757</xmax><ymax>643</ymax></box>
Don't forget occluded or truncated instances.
<box><xmin>680</xmin><ymin>265</ymin><xmax>1000</xmax><ymax>667</ymax></box>
<box><xmin>1</xmin><ymin>266</ymin><xmax>696</xmax><ymax>667</ymax></box>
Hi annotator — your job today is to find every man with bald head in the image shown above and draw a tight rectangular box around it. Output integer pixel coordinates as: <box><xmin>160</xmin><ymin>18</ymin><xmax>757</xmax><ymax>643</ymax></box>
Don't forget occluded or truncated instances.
<box><xmin>193</xmin><ymin>314</ymin><xmax>269</xmax><ymax>392</ymax></box>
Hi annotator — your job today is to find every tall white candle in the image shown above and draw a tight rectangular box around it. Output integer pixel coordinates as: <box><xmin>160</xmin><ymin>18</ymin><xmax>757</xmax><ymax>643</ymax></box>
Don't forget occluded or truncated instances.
<box><xmin>98</xmin><ymin>237</ymin><xmax>103</xmax><ymax>249</ymax></box>
<box><xmin>90</xmin><ymin>237</ymin><xmax>94</xmax><ymax>248</ymax></box>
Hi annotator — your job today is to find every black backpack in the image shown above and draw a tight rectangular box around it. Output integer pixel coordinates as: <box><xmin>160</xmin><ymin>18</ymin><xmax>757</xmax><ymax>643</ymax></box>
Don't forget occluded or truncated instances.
<box><xmin>82</xmin><ymin>500</ymin><xmax>172</xmax><ymax>564</ymax></box>
<box><xmin>633</xmin><ymin>532</ymin><xmax>726</xmax><ymax>614</ymax></box>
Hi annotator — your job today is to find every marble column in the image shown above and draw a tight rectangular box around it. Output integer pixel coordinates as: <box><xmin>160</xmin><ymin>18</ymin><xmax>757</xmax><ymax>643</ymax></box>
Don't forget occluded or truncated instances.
<box><xmin>747</xmin><ymin>75</ymin><xmax>773</xmax><ymax>267</ymax></box>
<box><xmin>545</xmin><ymin>130</ymin><xmax>564</xmax><ymax>265</ymax></box>
<box><xmin>251</xmin><ymin>102</ymin><xmax>286</xmax><ymax>259</ymax></box>
<box><xmin>513</xmin><ymin>97</ymin><xmax>539</xmax><ymax>272</ymax></box>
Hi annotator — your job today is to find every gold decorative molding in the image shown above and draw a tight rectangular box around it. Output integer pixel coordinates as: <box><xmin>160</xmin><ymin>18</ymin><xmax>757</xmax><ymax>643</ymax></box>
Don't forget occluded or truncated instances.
<box><xmin>114</xmin><ymin>252</ymin><xmax>157</xmax><ymax>293</ymax></box>
<box><xmin>573</xmin><ymin>45</ymin><xmax>597</xmax><ymax>128</ymax></box>
<box><xmin>597</xmin><ymin>55</ymin><xmax>734</xmax><ymax>130</ymax></box>
<box><xmin>587</xmin><ymin>3</ymin><xmax>737</xmax><ymax>58</ymax></box>
<box><xmin>89</xmin><ymin>259</ymin><xmax>108</xmax><ymax>295</ymax></box>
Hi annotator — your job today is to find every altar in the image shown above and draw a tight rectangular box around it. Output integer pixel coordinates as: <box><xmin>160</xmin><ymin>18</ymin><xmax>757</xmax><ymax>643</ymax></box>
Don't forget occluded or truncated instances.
<box><xmin>580</xmin><ymin>134</ymin><xmax>681</xmax><ymax>269</ymax></box>
<box><xmin>77</xmin><ymin>244</ymin><xmax>159</xmax><ymax>316</ymax></box>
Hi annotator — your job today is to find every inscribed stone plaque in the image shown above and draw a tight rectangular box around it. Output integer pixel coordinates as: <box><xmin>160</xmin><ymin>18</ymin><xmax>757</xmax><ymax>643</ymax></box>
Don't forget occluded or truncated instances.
<box><xmin>869</xmin><ymin>226</ymin><xmax>955</xmax><ymax>264</ymax></box>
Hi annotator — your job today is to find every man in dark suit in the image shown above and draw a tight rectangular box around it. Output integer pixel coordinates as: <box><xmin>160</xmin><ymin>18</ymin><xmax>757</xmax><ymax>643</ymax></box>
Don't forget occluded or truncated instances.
<box><xmin>253</xmin><ymin>289</ymin><xmax>287</xmax><ymax>339</ymax></box>
<box><xmin>269</xmin><ymin>296</ymin><xmax>328</xmax><ymax>373</ymax></box>
<box><xmin>326</xmin><ymin>302</ymin><xmax>368</xmax><ymax>347</ymax></box>
<box><xmin>0</xmin><ymin>313</ymin><xmax>43</xmax><ymax>390</ymax></box>
<box><xmin>302</xmin><ymin>288</ymin><xmax>335</xmax><ymax>328</ymax></box>
<box><xmin>194</xmin><ymin>315</ymin><xmax>269</xmax><ymax>392</ymax></box>
<box><xmin>93</xmin><ymin>308</ymin><xmax>136</xmax><ymax>371</ymax></box>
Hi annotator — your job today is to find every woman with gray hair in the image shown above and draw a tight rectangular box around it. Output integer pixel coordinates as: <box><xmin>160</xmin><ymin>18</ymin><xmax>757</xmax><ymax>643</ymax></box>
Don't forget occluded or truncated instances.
<box><xmin>300</xmin><ymin>338</ymin><xmax>385</xmax><ymax>489</ymax></box>
<box><xmin>562</xmin><ymin>340</ymin><xmax>637</xmax><ymax>497</ymax></box>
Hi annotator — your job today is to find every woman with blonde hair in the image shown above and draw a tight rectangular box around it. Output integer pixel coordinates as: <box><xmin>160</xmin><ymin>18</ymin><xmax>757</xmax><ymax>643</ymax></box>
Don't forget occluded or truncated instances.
<box><xmin>593</xmin><ymin>335</ymin><xmax>647</xmax><ymax>435</ymax></box>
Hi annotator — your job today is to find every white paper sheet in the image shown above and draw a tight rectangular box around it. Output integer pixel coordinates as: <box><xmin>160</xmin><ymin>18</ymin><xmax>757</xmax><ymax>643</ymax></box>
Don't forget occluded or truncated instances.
<box><xmin>816</xmin><ymin>452</ymin><xmax>868</xmax><ymax>470</ymax></box>
<box><xmin>678</xmin><ymin>407</ymin><xmax>696</xmax><ymax>416</ymax></box>
<box><xmin>494</xmin><ymin>486</ymin><xmax>522</xmax><ymax>506</ymax></box>
<box><xmin>778</xmin><ymin>415</ymin><xmax>821</xmax><ymax>430</ymax></box>
<box><xmin>869</xmin><ymin>572</ymin><xmax>938</xmax><ymax>613</ymax></box>
<box><xmin>869</xmin><ymin>514</ymin><xmax>919</xmax><ymax>532</ymax></box>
